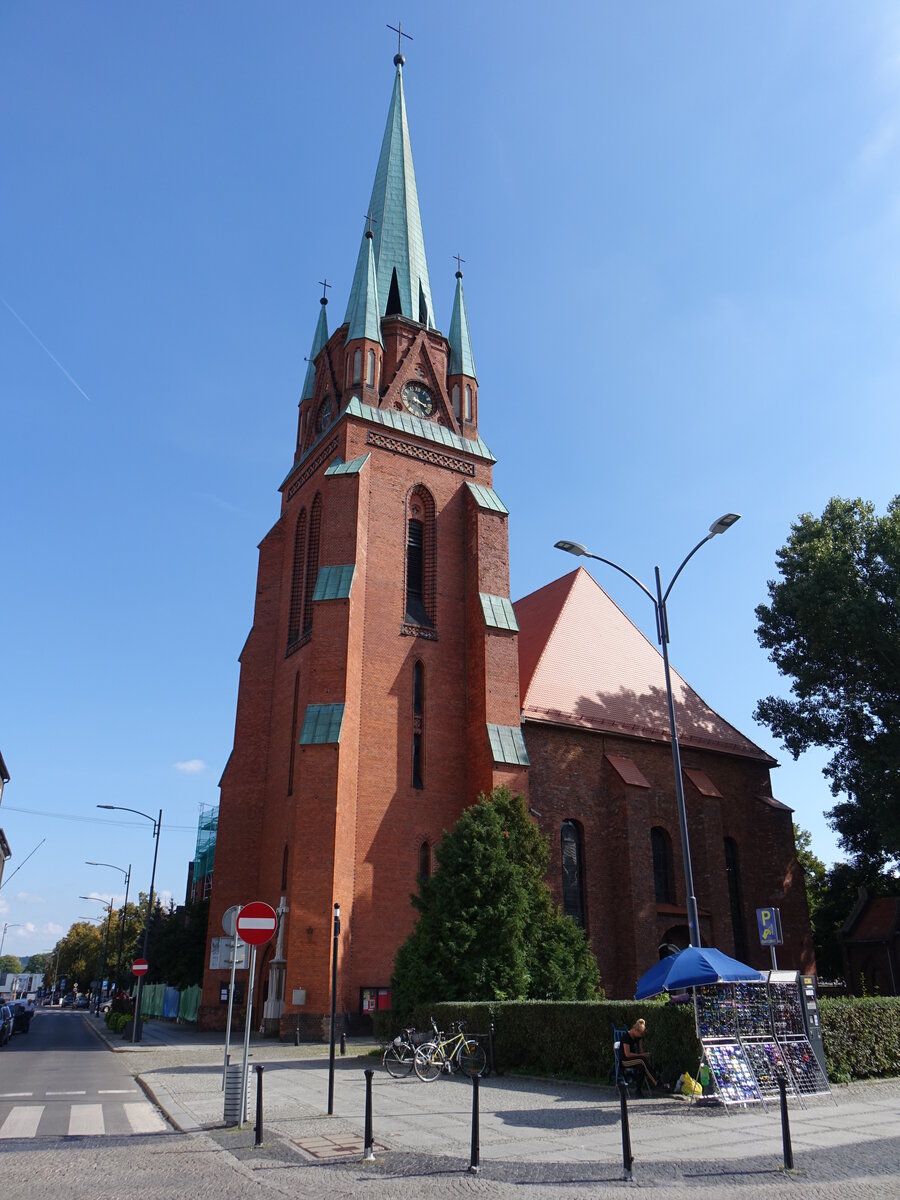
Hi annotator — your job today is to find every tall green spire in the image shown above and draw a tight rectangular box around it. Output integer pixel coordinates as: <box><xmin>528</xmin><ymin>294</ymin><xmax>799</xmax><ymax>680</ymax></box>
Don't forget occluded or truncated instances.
<box><xmin>345</xmin><ymin>230</ymin><xmax>383</xmax><ymax>345</ymax></box>
<box><xmin>353</xmin><ymin>62</ymin><xmax>435</xmax><ymax>329</ymax></box>
<box><xmin>300</xmin><ymin>298</ymin><xmax>329</xmax><ymax>401</ymax></box>
<box><xmin>448</xmin><ymin>270</ymin><xmax>476</xmax><ymax>378</ymax></box>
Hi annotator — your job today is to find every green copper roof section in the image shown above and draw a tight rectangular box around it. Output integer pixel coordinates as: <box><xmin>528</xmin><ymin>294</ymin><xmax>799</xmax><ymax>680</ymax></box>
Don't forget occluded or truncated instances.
<box><xmin>299</xmin><ymin>702</ymin><xmax>345</xmax><ymax>745</ymax></box>
<box><xmin>312</xmin><ymin>564</ymin><xmax>355</xmax><ymax>601</ymax></box>
<box><xmin>479</xmin><ymin>593</ymin><xmax>519</xmax><ymax>632</ymax></box>
<box><xmin>300</xmin><ymin>301</ymin><xmax>329</xmax><ymax>401</ymax></box>
<box><xmin>344</xmin><ymin>396</ymin><xmax>495</xmax><ymax>462</ymax></box>
<box><xmin>362</xmin><ymin>64</ymin><xmax>435</xmax><ymax>329</ymax></box>
<box><xmin>448</xmin><ymin>274</ymin><xmax>476</xmax><ymax>378</ymax></box>
<box><xmin>324</xmin><ymin>453</ymin><xmax>371</xmax><ymax>476</ymax></box>
<box><xmin>465</xmin><ymin>482</ymin><xmax>508</xmax><ymax>514</ymax></box>
<box><xmin>487</xmin><ymin>724</ymin><xmax>530</xmax><ymax>767</ymax></box>
<box><xmin>345</xmin><ymin>232</ymin><xmax>383</xmax><ymax>345</ymax></box>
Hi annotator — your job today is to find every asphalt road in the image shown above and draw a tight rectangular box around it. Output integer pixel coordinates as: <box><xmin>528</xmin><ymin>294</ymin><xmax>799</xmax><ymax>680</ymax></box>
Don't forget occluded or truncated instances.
<box><xmin>0</xmin><ymin>1006</ymin><xmax>168</xmax><ymax>1138</ymax></box>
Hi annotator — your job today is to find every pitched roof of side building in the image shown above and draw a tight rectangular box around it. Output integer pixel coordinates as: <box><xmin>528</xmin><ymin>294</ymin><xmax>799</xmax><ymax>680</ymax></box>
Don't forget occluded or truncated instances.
<box><xmin>514</xmin><ymin>567</ymin><xmax>775</xmax><ymax>764</ymax></box>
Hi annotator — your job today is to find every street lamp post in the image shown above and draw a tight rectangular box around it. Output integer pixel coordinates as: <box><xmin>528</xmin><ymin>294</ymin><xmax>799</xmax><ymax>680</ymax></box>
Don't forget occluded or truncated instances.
<box><xmin>1</xmin><ymin>922</ymin><xmax>23</xmax><ymax>958</ymax></box>
<box><xmin>86</xmin><ymin>861</ymin><xmax>131</xmax><ymax>994</ymax></box>
<box><xmin>80</xmin><ymin>895</ymin><xmax>113</xmax><ymax>1012</ymax></box>
<box><xmin>96</xmin><ymin>805</ymin><xmax>162</xmax><ymax>1043</ymax></box>
<box><xmin>555</xmin><ymin>513</ymin><xmax>740</xmax><ymax>949</ymax></box>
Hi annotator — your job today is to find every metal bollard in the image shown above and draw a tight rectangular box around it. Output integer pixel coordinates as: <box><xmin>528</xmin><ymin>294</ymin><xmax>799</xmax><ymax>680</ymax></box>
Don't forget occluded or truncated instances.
<box><xmin>488</xmin><ymin>1020</ymin><xmax>497</xmax><ymax>1077</ymax></box>
<box><xmin>777</xmin><ymin>1075</ymin><xmax>793</xmax><ymax>1170</ymax></box>
<box><xmin>468</xmin><ymin>1072</ymin><xmax>480</xmax><ymax>1174</ymax></box>
<box><xmin>340</xmin><ymin>1030</ymin><xmax>347</xmax><ymax>1056</ymax></box>
<box><xmin>254</xmin><ymin>1064</ymin><xmax>265</xmax><ymax>1147</ymax></box>
<box><xmin>618</xmin><ymin>1081</ymin><xmax>634</xmax><ymax>1182</ymax></box>
<box><xmin>295</xmin><ymin>1011</ymin><xmax>301</xmax><ymax>1047</ymax></box>
<box><xmin>363</xmin><ymin>1068</ymin><xmax>375</xmax><ymax>1161</ymax></box>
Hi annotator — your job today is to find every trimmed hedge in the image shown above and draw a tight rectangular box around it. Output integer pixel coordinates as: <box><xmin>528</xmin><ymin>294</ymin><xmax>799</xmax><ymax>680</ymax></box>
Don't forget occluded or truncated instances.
<box><xmin>375</xmin><ymin>995</ymin><xmax>900</xmax><ymax>1085</ymax></box>
<box><xmin>375</xmin><ymin>1000</ymin><xmax>701</xmax><ymax>1086</ymax></box>
<box><xmin>820</xmin><ymin>996</ymin><xmax>900</xmax><ymax>1082</ymax></box>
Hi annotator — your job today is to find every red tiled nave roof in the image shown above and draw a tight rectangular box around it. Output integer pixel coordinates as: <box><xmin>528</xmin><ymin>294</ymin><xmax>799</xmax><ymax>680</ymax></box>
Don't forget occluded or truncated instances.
<box><xmin>514</xmin><ymin>568</ymin><xmax>774</xmax><ymax>763</ymax></box>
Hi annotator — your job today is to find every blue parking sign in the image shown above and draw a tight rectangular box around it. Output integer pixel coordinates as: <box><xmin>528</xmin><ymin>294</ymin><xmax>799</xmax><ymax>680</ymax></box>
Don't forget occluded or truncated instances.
<box><xmin>756</xmin><ymin>907</ymin><xmax>783</xmax><ymax>946</ymax></box>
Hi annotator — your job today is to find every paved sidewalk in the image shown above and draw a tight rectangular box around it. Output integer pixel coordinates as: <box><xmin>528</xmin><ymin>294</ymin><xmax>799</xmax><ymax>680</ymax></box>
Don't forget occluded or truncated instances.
<box><xmin>89</xmin><ymin>1015</ymin><xmax>900</xmax><ymax>1198</ymax></box>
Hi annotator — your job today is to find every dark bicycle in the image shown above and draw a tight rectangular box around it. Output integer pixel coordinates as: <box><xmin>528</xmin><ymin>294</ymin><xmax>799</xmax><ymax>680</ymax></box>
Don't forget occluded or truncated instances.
<box><xmin>382</xmin><ymin>1026</ymin><xmax>425</xmax><ymax>1078</ymax></box>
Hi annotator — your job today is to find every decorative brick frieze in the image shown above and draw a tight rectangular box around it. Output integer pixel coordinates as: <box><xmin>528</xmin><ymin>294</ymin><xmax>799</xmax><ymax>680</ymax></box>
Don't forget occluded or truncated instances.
<box><xmin>366</xmin><ymin>430</ymin><xmax>475</xmax><ymax>476</ymax></box>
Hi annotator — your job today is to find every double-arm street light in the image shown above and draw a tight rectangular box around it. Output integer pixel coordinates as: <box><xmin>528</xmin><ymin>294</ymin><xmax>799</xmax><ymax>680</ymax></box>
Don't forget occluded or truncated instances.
<box><xmin>86</xmin><ymin>861</ymin><xmax>131</xmax><ymax>994</ymax></box>
<box><xmin>79</xmin><ymin>895</ymin><xmax>114</xmax><ymax>1012</ymax></box>
<box><xmin>96</xmin><ymin>805</ymin><xmax>162</xmax><ymax>1043</ymax></box>
<box><xmin>555</xmin><ymin>513</ymin><xmax>741</xmax><ymax>950</ymax></box>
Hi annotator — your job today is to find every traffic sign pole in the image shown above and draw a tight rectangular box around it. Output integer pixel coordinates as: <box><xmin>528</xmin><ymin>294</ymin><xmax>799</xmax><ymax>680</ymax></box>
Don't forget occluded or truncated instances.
<box><xmin>222</xmin><ymin>906</ymin><xmax>241</xmax><ymax>1091</ymax></box>
<box><xmin>239</xmin><ymin>943</ymin><xmax>257</xmax><ymax>1126</ymax></box>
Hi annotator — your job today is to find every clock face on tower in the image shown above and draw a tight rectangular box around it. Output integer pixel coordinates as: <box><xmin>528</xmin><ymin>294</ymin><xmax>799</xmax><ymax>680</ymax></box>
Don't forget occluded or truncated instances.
<box><xmin>316</xmin><ymin>395</ymin><xmax>334</xmax><ymax>432</ymax></box>
<box><xmin>401</xmin><ymin>381</ymin><xmax>434</xmax><ymax>417</ymax></box>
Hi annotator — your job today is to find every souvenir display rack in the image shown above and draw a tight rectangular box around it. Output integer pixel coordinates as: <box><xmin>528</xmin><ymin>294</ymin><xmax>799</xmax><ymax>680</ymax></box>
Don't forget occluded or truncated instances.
<box><xmin>767</xmin><ymin>972</ymin><xmax>831</xmax><ymax>1101</ymax></box>
<box><xmin>693</xmin><ymin>975</ymin><xmax>831</xmax><ymax>1109</ymax></box>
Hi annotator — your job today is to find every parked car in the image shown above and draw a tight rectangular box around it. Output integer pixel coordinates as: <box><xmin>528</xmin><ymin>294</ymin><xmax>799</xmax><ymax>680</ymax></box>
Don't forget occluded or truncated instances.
<box><xmin>0</xmin><ymin>1005</ymin><xmax>12</xmax><ymax>1047</ymax></box>
<box><xmin>75</xmin><ymin>995</ymin><xmax>90</xmax><ymax>1009</ymax></box>
<box><xmin>9</xmin><ymin>1000</ymin><xmax>34</xmax><ymax>1033</ymax></box>
<box><xmin>61</xmin><ymin>993</ymin><xmax>75</xmax><ymax>1008</ymax></box>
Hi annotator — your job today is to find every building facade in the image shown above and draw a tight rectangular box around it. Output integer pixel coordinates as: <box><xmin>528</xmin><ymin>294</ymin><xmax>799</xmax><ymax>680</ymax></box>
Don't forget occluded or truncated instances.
<box><xmin>201</xmin><ymin>54</ymin><xmax>813</xmax><ymax>1033</ymax></box>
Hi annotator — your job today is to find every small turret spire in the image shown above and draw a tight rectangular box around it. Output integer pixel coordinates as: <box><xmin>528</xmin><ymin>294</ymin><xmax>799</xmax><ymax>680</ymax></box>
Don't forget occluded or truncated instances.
<box><xmin>448</xmin><ymin>262</ymin><xmax>476</xmax><ymax>379</ymax></box>
<box><xmin>300</xmin><ymin>289</ymin><xmax>330</xmax><ymax>401</ymax></box>
<box><xmin>345</xmin><ymin>222</ymin><xmax>383</xmax><ymax>345</ymax></box>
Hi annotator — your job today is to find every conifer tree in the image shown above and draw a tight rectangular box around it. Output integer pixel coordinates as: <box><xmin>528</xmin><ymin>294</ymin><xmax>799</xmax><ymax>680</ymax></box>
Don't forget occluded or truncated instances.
<box><xmin>390</xmin><ymin>787</ymin><xmax>601</xmax><ymax>1016</ymax></box>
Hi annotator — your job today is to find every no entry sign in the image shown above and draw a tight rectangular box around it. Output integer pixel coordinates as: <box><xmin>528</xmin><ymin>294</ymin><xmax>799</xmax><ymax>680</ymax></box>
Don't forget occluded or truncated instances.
<box><xmin>235</xmin><ymin>901</ymin><xmax>278</xmax><ymax>946</ymax></box>
<box><xmin>132</xmin><ymin>958</ymin><xmax>149</xmax><ymax>976</ymax></box>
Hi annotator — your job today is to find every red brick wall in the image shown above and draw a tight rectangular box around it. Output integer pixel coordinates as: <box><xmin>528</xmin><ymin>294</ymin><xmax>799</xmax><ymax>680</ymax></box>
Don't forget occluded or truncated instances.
<box><xmin>523</xmin><ymin>721</ymin><xmax>814</xmax><ymax>998</ymax></box>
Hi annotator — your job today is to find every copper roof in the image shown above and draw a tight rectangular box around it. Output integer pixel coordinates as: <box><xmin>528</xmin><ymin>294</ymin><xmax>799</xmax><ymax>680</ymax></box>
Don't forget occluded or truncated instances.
<box><xmin>515</xmin><ymin>568</ymin><xmax>774</xmax><ymax>763</ymax></box>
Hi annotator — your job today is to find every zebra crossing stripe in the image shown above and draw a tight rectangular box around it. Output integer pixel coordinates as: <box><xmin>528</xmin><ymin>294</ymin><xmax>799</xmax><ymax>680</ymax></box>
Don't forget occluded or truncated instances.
<box><xmin>68</xmin><ymin>1104</ymin><xmax>105</xmax><ymax>1136</ymax></box>
<box><xmin>124</xmin><ymin>1103</ymin><xmax>167</xmax><ymax>1134</ymax></box>
<box><xmin>0</xmin><ymin>1106</ymin><xmax>44</xmax><ymax>1138</ymax></box>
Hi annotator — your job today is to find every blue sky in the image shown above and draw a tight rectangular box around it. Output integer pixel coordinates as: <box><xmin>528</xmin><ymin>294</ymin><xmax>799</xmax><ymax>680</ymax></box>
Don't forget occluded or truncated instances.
<box><xmin>2</xmin><ymin>2</ymin><xmax>899</xmax><ymax>960</ymax></box>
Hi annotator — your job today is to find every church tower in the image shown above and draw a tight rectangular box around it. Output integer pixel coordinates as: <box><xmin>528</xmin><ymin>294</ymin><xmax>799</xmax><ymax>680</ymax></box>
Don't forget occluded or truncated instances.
<box><xmin>200</xmin><ymin>50</ymin><xmax>527</xmax><ymax>1035</ymax></box>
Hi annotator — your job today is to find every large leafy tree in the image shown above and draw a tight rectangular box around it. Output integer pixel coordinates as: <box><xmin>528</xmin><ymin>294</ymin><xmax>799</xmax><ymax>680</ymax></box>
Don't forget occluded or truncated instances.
<box><xmin>390</xmin><ymin>787</ymin><xmax>601</xmax><ymax>1017</ymax></box>
<box><xmin>755</xmin><ymin>496</ymin><xmax>900</xmax><ymax>869</ymax></box>
<box><xmin>0</xmin><ymin>954</ymin><xmax>24</xmax><ymax>976</ymax></box>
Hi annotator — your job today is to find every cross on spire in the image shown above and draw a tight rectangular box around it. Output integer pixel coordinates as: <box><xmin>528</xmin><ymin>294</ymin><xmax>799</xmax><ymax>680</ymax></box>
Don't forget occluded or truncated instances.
<box><xmin>387</xmin><ymin>20</ymin><xmax>413</xmax><ymax>65</ymax></box>
<box><xmin>318</xmin><ymin>277</ymin><xmax>332</xmax><ymax>304</ymax></box>
<box><xmin>363</xmin><ymin>212</ymin><xmax>377</xmax><ymax>236</ymax></box>
<box><xmin>453</xmin><ymin>252</ymin><xmax>466</xmax><ymax>277</ymax></box>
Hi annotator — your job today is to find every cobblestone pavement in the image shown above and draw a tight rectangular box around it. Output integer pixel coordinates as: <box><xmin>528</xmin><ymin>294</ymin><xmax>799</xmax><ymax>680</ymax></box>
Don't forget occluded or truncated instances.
<box><xmin>92</xmin><ymin>1018</ymin><xmax>900</xmax><ymax>1197</ymax></box>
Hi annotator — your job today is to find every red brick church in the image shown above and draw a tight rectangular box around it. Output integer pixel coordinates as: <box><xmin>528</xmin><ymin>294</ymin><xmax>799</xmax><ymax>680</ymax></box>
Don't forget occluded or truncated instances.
<box><xmin>199</xmin><ymin>54</ymin><xmax>813</xmax><ymax>1035</ymax></box>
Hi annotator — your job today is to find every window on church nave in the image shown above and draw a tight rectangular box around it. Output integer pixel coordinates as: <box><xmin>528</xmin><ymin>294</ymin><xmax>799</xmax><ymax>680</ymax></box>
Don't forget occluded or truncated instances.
<box><xmin>418</xmin><ymin>840</ymin><xmax>431</xmax><ymax>881</ymax></box>
<box><xmin>560</xmin><ymin>820</ymin><xmax>585</xmax><ymax>928</ymax></box>
<box><xmin>651</xmin><ymin>827</ymin><xmax>674</xmax><ymax>905</ymax></box>
<box><xmin>724</xmin><ymin>838</ymin><xmax>748</xmax><ymax>961</ymax></box>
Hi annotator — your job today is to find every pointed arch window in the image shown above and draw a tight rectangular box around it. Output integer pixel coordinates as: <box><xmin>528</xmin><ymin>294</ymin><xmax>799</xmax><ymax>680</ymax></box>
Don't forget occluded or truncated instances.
<box><xmin>418</xmin><ymin>840</ymin><xmax>431</xmax><ymax>882</ymax></box>
<box><xmin>287</xmin><ymin>509</ymin><xmax>308</xmax><ymax>647</ymax></box>
<box><xmin>353</xmin><ymin>348</ymin><xmax>362</xmax><ymax>384</ymax></box>
<box><xmin>724</xmin><ymin>838</ymin><xmax>748</xmax><ymax>961</ymax></box>
<box><xmin>405</xmin><ymin>486</ymin><xmax>436</xmax><ymax>627</ymax></box>
<box><xmin>464</xmin><ymin>385</ymin><xmax>473</xmax><ymax>420</ymax></box>
<box><xmin>451</xmin><ymin>384</ymin><xmax>460</xmax><ymax>419</ymax></box>
<box><xmin>560</xmin><ymin>821</ymin><xmax>585</xmax><ymax>927</ymax></box>
<box><xmin>651</xmin><ymin>827</ymin><xmax>675</xmax><ymax>904</ymax></box>
<box><xmin>366</xmin><ymin>348</ymin><xmax>376</xmax><ymax>387</ymax></box>
<box><xmin>412</xmin><ymin>660</ymin><xmax>425</xmax><ymax>788</ymax></box>
<box><xmin>302</xmin><ymin>494</ymin><xmax>322</xmax><ymax>635</ymax></box>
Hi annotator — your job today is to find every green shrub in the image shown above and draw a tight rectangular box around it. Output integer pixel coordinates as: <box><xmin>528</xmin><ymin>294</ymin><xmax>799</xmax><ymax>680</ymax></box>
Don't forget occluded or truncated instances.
<box><xmin>375</xmin><ymin>1000</ymin><xmax>700</xmax><ymax>1085</ymax></box>
<box><xmin>820</xmin><ymin>996</ymin><xmax>900</xmax><ymax>1082</ymax></box>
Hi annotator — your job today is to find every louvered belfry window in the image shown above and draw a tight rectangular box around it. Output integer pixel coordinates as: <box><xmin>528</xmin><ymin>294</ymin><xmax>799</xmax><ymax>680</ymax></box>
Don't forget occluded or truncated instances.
<box><xmin>405</xmin><ymin>486</ymin><xmax>435</xmax><ymax>626</ymax></box>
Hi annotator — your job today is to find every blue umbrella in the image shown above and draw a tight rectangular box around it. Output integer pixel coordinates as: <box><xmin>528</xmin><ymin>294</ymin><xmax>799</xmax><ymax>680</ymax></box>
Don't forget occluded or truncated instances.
<box><xmin>635</xmin><ymin>946</ymin><xmax>764</xmax><ymax>999</ymax></box>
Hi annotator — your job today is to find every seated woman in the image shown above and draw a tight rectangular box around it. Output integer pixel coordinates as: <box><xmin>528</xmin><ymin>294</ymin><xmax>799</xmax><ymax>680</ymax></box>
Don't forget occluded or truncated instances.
<box><xmin>620</xmin><ymin>1017</ymin><xmax>659</xmax><ymax>1094</ymax></box>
